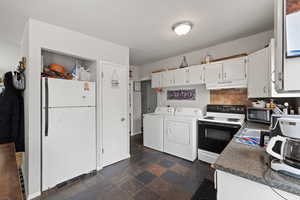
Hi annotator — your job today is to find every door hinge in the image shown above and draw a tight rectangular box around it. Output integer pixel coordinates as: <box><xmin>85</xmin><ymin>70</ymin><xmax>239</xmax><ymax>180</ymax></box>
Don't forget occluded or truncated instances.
<box><xmin>102</xmin><ymin>148</ymin><xmax>104</xmax><ymax>154</ymax></box>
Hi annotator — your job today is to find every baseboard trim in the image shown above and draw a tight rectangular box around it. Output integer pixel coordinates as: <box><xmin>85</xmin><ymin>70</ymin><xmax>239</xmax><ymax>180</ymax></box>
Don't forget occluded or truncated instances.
<box><xmin>102</xmin><ymin>154</ymin><xmax>131</xmax><ymax>168</ymax></box>
<box><xmin>27</xmin><ymin>191</ymin><xmax>41</xmax><ymax>200</ymax></box>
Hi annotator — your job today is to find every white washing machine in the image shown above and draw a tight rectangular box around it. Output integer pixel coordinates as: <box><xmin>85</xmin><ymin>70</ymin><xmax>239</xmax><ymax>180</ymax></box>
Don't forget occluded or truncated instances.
<box><xmin>164</xmin><ymin>107</ymin><xmax>203</xmax><ymax>161</ymax></box>
<box><xmin>143</xmin><ymin>107</ymin><xmax>175</xmax><ymax>151</ymax></box>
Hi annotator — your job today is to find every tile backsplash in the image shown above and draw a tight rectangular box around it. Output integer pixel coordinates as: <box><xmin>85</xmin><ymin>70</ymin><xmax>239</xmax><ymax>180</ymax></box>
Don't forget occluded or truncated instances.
<box><xmin>210</xmin><ymin>88</ymin><xmax>251</xmax><ymax>105</ymax></box>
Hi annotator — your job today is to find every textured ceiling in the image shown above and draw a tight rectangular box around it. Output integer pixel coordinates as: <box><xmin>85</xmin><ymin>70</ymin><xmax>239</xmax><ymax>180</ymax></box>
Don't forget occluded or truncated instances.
<box><xmin>0</xmin><ymin>0</ymin><xmax>274</xmax><ymax>65</ymax></box>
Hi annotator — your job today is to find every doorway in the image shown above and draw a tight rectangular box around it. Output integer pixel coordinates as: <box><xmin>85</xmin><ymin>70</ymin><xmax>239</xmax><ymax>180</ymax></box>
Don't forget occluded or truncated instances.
<box><xmin>141</xmin><ymin>80</ymin><xmax>157</xmax><ymax>132</ymax></box>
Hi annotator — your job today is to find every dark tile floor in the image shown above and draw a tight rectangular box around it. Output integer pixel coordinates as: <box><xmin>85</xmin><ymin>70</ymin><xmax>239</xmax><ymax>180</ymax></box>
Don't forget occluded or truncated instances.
<box><xmin>35</xmin><ymin>134</ymin><xmax>215</xmax><ymax>200</ymax></box>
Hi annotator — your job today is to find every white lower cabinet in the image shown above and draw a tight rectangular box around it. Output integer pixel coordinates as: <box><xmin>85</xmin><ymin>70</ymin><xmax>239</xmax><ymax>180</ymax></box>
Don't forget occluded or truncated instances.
<box><xmin>216</xmin><ymin>170</ymin><xmax>299</xmax><ymax>200</ymax></box>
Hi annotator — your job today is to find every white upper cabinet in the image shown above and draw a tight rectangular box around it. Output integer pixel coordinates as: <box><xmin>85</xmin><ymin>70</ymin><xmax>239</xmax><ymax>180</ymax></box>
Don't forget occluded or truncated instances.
<box><xmin>151</xmin><ymin>72</ymin><xmax>162</xmax><ymax>88</ymax></box>
<box><xmin>150</xmin><ymin>56</ymin><xmax>247</xmax><ymax>90</ymax></box>
<box><xmin>205</xmin><ymin>57</ymin><xmax>247</xmax><ymax>90</ymax></box>
<box><xmin>248</xmin><ymin>48</ymin><xmax>270</xmax><ymax>98</ymax></box>
<box><xmin>205</xmin><ymin>63</ymin><xmax>223</xmax><ymax>88</ymax></box>
<box><xmin>222</xmin><ymin>57</ymin><xmax>247</xmax><ymax>83</ymax></box>
<box><xmin>247</xmin><ymin>39</ymin><xmax>300</xmax><ymax>98</ymax></box>
<box><xmin>161</xmin><ymin>71</ymin><xmax>174</xmax><ymax>87</ymax></box>
<box><xmin>188</xmin><ymin>65</ymin><xmax>205</xmax><ymax>85</ymax></box>
<box><xmin>173</xmin><ymin>68</ymin><xmax>188</xmax><ymax>86</ymax></box>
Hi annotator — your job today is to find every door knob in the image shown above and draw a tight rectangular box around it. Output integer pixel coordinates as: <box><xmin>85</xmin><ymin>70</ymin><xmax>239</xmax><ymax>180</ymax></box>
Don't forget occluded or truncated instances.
<box><xmin>121</xmin><ymin>118</ymin><xmax>126</xmax><ymax>122</ymax></box>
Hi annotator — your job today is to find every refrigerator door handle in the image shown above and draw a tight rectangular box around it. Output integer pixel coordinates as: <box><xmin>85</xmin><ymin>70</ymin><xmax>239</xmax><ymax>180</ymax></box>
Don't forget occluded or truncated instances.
<box><xmin>45</xmin><ymin>78</ymin><xmax>49</xmax><ymax>137</ymax></box>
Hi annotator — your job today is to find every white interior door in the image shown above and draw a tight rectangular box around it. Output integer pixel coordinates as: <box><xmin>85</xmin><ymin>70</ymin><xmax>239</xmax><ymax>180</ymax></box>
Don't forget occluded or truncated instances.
<box><xmin>102</xmin><ymin>62</ymin><xmax>129</xmax><ymax>167</ymax></box>
<box><xmin>42</xmin><ymin>107</ymin><xmax>96</xmax><ymax>190</ymax></box>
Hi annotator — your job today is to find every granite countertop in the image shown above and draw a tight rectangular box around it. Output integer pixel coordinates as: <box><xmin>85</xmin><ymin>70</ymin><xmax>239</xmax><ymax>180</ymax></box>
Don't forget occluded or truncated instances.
<box><xmin>213</xmin><ymin>122</ymin><xmax>300</xmax><ymax>196</ymax></box>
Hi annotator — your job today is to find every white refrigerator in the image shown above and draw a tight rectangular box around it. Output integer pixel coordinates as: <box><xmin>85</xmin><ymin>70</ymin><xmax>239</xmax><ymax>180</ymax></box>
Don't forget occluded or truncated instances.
<box><xmin>42</xmin><ymin>77</ymin><xmax>96</xmax><ymax>190</ymax></box>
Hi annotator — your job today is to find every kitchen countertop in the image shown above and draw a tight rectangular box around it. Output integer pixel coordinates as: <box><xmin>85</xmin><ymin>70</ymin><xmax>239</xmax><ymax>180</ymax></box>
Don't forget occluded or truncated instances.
<box><xmin>213</xmin><ymin>122</ymin><xmax>300</xmax><ymax>196</ymax></box>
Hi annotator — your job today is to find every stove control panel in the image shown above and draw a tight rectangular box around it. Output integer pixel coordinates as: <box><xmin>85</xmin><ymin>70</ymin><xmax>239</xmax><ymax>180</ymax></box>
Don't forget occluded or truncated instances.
<box><xmin>206</xmin><ymin>105</ymin><xmax>246</xmax><ymax>114</ymax></box>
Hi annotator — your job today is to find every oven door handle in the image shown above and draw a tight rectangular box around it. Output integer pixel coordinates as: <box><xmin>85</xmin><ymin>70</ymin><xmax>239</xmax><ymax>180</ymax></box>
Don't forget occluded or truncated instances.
<box><xmin>198</xmin><ymin>121</ymin><xmax>241</xmax><ymax>129</ymax></box>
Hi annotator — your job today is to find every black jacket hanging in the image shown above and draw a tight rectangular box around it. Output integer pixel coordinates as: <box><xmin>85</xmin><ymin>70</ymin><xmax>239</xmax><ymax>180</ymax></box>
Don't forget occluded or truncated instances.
<box><xmin>0</xmin><ymin>72</ymin><xmax>25</xmax><ymax>152</ymax></box>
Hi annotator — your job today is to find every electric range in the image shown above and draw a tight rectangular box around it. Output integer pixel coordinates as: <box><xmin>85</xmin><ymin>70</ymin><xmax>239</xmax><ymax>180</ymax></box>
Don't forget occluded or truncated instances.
<box><xmin>198</xmin><ymin>105</ymin><xmax>246</xmax><ymax>164</ymax></box>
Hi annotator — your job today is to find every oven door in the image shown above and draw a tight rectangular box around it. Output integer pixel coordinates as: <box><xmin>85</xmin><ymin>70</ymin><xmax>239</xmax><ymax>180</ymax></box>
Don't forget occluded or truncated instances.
<box><xmin>198</xmin><ymin>121</ymin><xmax>241</xmax><ymax>154</ymax></box>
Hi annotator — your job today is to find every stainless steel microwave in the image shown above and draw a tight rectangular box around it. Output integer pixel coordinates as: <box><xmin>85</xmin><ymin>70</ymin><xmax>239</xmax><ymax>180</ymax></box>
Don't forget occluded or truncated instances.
<box><xmin>247</xmin><ymin>107</ymin><xmax>272</xmax><ymax>124</ymax></box>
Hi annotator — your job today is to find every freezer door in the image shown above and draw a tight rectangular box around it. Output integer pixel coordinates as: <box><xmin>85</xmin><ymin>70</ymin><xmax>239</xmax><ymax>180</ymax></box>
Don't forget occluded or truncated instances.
<box><xmin>42</xmin><ymin>78</ymin><xmax>96</xmax><ymax>107</ymax></box>
<box><xmin>42</xmin><ymin>107</ymin><xmax>96</xmax><ymax>190</ymax></box>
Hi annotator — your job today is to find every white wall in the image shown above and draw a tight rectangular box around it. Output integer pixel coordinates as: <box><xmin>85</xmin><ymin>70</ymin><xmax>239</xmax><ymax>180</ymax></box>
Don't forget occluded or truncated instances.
<box><xmin>157</xmin><ymin>85</ymin><xmax>210</xmax><ymax>110</ymax></box>
<box><xmin>130</xmin><ymin>66</ymin><xmax>142</xmax><ymax>135</ymax></box>
<box><xmin>0</xmin><ymin>40</ymin><xmax>19</xmax><ymax>74</ymax></box>
<box><xmin>21</xmin><ymin>19</ymin><xmax>129</xmax><ymax>199</ymax></box>
<box><xmin>140</xmin><ymin>30</ymin><xmax>274</xmax><ymax>79</ymax></box>
<box><xmin>140</xmin><ymin>30</ymin><xmax>274</xmax><ymax>109</ymax></box>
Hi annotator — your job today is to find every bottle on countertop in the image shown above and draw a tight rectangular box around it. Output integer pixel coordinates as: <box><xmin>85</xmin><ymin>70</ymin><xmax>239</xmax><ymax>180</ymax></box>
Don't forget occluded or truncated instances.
<box><xmin>283</xmin><ymin>102</ymin><xmax>289</xmax><ymax>115</ymax></box>
<box><xmin>290</xmin><ymin>107</ymin><xmax>295</xmax><ymax>115</ymax></box>
<box><xmin>270</xmin><ymin>99</ymin><xmax>276</xmax><ymax>109</ymax></box>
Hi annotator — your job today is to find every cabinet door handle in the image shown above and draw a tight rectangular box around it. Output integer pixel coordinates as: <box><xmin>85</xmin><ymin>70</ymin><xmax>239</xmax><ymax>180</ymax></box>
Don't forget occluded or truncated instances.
<box><xmin>263</xmin><ymin>86</ymin><xmax>267</xmax><ymax>94</ymax></box>
<box><xmin>271</xmin><ymin>70</ymin><xmax>276</xmax><ymax>83</ymax></box>
<box><xmin>224</xmin><ymin>72</ymin><xmax>227</xmax><ymax>79</ymax></box>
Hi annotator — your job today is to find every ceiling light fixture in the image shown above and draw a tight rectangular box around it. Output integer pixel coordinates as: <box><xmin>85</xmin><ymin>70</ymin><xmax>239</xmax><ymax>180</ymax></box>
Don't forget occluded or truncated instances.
<box><xmin>172</xmin><ymin>21</ymin><xmax>193</xmax><ymax>36</ymax></box>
